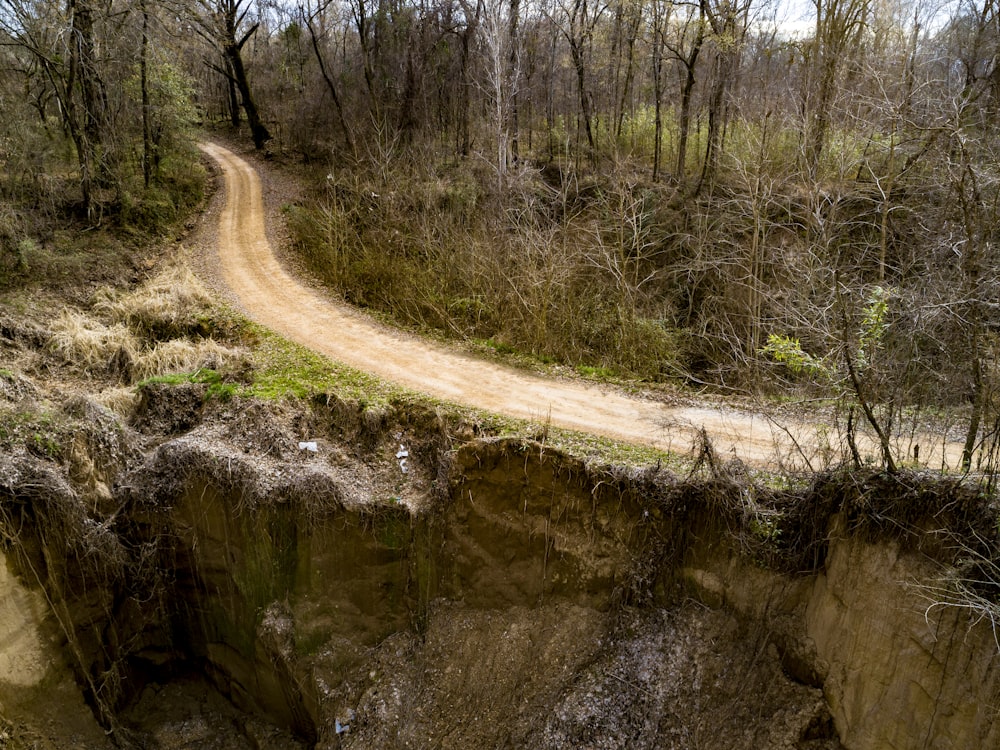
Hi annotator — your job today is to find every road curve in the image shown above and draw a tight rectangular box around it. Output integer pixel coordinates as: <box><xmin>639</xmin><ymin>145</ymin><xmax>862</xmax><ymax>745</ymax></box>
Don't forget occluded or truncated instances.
<box><xmin>198</xmin><ymin>142</ymin><xmax>958</xmax><ymax>470</ymax></box>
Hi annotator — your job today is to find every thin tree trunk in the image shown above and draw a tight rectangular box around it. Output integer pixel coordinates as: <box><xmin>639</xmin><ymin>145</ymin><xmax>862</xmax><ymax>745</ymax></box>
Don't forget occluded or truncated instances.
<box><xmin>456</xmin><ymin>0</ymin><xmax>479</xmax><ymax>157</ymax></box>
<box><xmin>141</xmin><ymin>0</ymin><xmax>152</xmax><ymax>187</ymax></box>
<box><xmin>614</xmin><ymin>1</ymin><xmax>639</xmax><ymax>142</ymax></box>
<box><xmin>67</xmin><ymin>0</ymin><xmax>98</xmax><ymax>214</ymax></box>
<box><xmin>569</xmin><ymin>39</ymin><xmax>595</xmax><ymax>156</ymax></box>
<box><xmin>652</xmin><ymin>29</ymin><xmax>663</xmax><ymax>180</ymax></box>
<box><xmin>225</xmin><ymin>56</ymin><xmax>241</xmax><ymax>126</ymax></box>
<box><xmin>963</xmin><ymin>345</ymin><xmax>983</xmax><ymax>471</ymax></box>
<box><xmin>673</xmin><ymin>12</ymin><xmax>704</xmax><ymax>181</ymax></box>
<box><xmin>304</xmin><ymin>12</ymin><xmax>356</xmax><ymax>156</ymax></box>
<box><xmin>509</xmin><ymin>0</ymin><xmax>520</xmax><ymax>163</ymax></box>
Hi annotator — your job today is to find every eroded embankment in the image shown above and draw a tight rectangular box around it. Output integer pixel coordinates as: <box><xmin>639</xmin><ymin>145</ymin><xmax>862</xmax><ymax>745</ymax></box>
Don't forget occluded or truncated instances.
<box><xmin>0</xmin><ymin>387</ymin><xmax>998</xmax><ymax>749</ymax></box>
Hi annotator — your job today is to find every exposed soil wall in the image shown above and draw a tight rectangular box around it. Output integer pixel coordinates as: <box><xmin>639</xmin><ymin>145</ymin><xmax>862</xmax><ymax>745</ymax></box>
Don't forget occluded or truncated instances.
<box><xmin>0</xmin><ymin>390</ymin><xmax>998</xmax><ymax>749</ymax></box>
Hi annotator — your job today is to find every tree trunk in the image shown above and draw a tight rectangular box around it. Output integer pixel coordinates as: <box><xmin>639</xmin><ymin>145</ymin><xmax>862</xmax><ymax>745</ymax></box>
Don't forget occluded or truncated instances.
<box><xmin>509</xmin><ymin>0</ymin><xmax>520</xmax><ymax>163</ymax></box>
<box><xmin>569</xmin><ymin>39</ymin><xmax>595</xmax><ymax>156</ymax></box>
<box><xmin>676</xmin><ymin>57</ymin><xmax>698</xmax><ymax>179</ymax></box>
<box><xmin>963</xmin><ymin>344</ymin><xmax>983</xmax><ymax>471</ymax></box>
<box><xmin>652</xmin><ymin>26</ymin><xmax>663</xmax><ymax>180</ymax></box>
<box><xmin>304</xmin><ymin>11</ymin><xmax>356</xmax><ymax>156</ymax></box>
<box><xmin>224</xmin><ymin>26</ymin><xmax>271</xmax><ymax>149</ymax></box>
<box><xmin>225</xmin><ymin>56</ymin><xmax>241</xmax><ymax>127</ymax></box>
<box><xmin>141</xmin><ymin>0</ymin><xmax>152</xmax><ymax>187</ymax></box>
<box><xmin>613</xmin><ymin>0</ymin><xmax>640</xmax><ymax>142</ymax></box>
<box><xmin>456</xmin><ymin>0</ymin><xmax>480</xmax><ymax>157</ymax></box>
<box><xmin>67</xmin><ymin>0</ymin><xmax>102</xmax><ymax>215</ymax></box>
<box><xmin>697</xmin><ymin>52</ymin><xmax>729</xmax><ymax>195</ymax></box>
<box><xmin>672</xmin><ymin>9</ymin><xmax>704</xmax><ymax>182</ymax></box>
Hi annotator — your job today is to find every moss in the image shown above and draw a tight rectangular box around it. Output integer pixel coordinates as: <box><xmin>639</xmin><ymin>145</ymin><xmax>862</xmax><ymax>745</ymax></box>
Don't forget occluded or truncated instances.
<box><xmin>0</xmin><ymin>407</ymin><xmax>65</xmax><ymax>459</ymax></box>
<box><xmin>374</xmin><ymin>511</ymin><xmax>411</xmax><ymax>551</ymax></box>
<box><xmin>243</xmin><ymin>324</ymin><xmax>401</xmax><ymax>404</ymax></box>
<box><xmin>575</xmin><ymin>364</ymin><xmax>618</xmax><ymax>381</ymax></box>
<box><xmin>139</xmin><ymin>368</ymin><xmax>238</xmax><ymax>402</ymax></box>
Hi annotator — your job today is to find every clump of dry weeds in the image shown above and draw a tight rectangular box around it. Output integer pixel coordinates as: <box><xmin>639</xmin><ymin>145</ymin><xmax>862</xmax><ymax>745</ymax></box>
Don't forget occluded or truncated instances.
<box><xmin>48</xmin><ymin>309</ymin><xmax>138</xmax><ymax>378</ymax></box>
<box><xmin>45</xmin><ymin>258</ymin><xmax>250</xmax><ymax>386</ymax></box>
<box><xmin>94</xmin><ymin>260</ymin><xmax>217</xmax><ymax>339</ymax></box>
<box><xmin>48</xmin><ymin>308</ymin><xmax>247</xmax><ymax>384</ymax></box>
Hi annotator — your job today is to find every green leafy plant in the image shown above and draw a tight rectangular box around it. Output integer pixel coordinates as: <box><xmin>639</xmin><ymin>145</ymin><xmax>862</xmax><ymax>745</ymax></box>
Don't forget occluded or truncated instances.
<box><xmin>857</xmin><ymin>285</ymin><xmax>892</xmax><ymax>371</ymax></box>
<box><xmin>759</xmin><ymin>334</ymin><xmax>828</xmax><ymax>379</ymax></box>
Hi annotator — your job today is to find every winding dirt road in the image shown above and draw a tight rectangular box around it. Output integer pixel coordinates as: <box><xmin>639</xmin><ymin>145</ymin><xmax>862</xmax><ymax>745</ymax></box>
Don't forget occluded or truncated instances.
<box><xmin>199</xmin><ymin>142</ymin><xmax>961</xmax><ymax>470</ymax></box>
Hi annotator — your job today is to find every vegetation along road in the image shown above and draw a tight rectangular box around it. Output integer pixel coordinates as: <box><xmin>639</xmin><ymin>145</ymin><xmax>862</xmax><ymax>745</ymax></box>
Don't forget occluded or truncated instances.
<box><xmin>200</xmin><ymin>141</ymin><xmax>964</xmax><ymax>471</ymax></box>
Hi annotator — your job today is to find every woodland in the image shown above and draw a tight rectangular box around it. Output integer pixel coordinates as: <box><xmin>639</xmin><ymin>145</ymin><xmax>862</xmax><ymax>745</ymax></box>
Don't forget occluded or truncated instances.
<box><xmin>2</xmin><ymin>0</ymin><xmax>1000</xmax><ymax>475</ymax></box>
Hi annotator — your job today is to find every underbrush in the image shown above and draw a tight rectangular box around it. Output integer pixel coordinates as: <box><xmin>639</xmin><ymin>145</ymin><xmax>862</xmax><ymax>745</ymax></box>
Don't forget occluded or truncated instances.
<box><xmin>0</xmin><ymin>147</ymin><xmax>205</xmax><ymax>293</ymax></box>
<box><xmin>281</xmin><ymin>141</ymin><xmax>983</xmax><ymax>410</ymax></box>
<box><xmin>284</xmin><ymin>166</ymin><xmax>687</xmax><ymax>382</ymax></box>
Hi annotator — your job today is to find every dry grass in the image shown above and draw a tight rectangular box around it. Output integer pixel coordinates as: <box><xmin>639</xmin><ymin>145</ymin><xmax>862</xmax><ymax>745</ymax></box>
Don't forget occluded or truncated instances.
<box><xmin>42</xmin><ymin>253</ymin><xmax>251</xmax><ymax>387</ymax></box>
<box><xmin>94</xmin><ymin>260</ymin><xmax>217</xmax><ymax>338</ymax></box>
<box><xmin>133</xmin><ymin>338</ymin><xmax>246</xmax><ymax>381</ymax></box>
<box><xmin>95</xmin><ymin>386</ymin><xmax>141</xmax><ymax>416</ymax></box>
<box><xmin>49</xmin><ymin>291</ymin><xmax>247</xmax><ymax>384</ymax></box>
<box><xmin>48</xmin><ymin>309</ymin><xmax>138</xmax><ymax>377</ymax></box>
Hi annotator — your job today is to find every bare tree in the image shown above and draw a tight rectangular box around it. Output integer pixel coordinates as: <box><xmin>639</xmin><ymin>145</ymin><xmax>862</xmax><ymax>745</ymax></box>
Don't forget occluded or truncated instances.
<box><xmin>192</xmin><ymin>0</ymin><xmax>272</xmax><ymax>148</ymax></box>
<box><xmin>697</xmin><ymin>0</ymin><xmax>752</xmax><ymax>195</ymax></box>
<box><xmin>801</xmin><ymin>0</ymin><xmax>870</xmax><ymax>176</ymax></box>
<box><xmin>480</xmin><ymin>0</ymin><xmax>522</xmax><ymax>178</ymax></box>
<box><xmin>552</xmin><ymin>0</ymin><xmax>607</xmax><ymax>158</ymax></box>
<box><xmin>301</xmin><ymin>0</ymin><xmax>356</xmax><ymax>156</ymax></box>
<box><xmin>663</xmin><ymin>3</ymin><xmax>707</xmax><ymax>183</ymax></box>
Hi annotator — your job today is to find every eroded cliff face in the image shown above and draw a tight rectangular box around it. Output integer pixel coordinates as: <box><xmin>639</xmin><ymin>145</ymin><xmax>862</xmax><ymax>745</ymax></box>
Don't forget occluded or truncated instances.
<box><xmin>0</xmin><ymin>392</ymin><xmax>998</xmax><ymax>749</ymax></box>
<box><xmin>688</xmin><ymin>529</ymin><xmax>1000</xmax><ymax>750</ymax></box>
<box><xmin>0</xmin><ymin>552</ymin><xmax>117</xmax><ymax>750</ymax></box>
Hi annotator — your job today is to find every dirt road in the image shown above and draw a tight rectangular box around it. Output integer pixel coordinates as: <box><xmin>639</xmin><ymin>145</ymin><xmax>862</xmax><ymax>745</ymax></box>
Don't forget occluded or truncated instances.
<box><xmin>198</xmin><ymin>142</ymin><xmax>960</xmax><ymax>470</ymax></box>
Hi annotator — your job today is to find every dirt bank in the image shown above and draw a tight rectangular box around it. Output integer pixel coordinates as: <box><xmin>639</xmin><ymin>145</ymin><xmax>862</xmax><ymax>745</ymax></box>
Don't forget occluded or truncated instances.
<box><xmin>0</xmin><ymin>385</ymin><xmax>996</xmax><ymax>749</ymax></box>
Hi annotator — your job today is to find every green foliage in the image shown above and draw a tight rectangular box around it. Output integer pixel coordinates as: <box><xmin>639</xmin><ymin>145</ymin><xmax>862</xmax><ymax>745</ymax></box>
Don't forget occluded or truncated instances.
<box><xmin>760</xmin><ymin>334</ymin><xmax>828</xmax><ymax>379</ymax></box>
<box><xmin>857</xmin><ymin>286</ymin><xmax>892</xmax><ymax>370</ymax></box>
<box><xmin>246</xmin><ymin>325</ymin><xmax>399</xmax><ymax>403</ymax></box>
<box><xmin>576</xmin><ymin>364</ymin><xmax>616</xmax><ymax>380</ymax></box>
<box><xmin>140</xmin><ymin>368</ymin><xmax>236</xmax><ymax>402</ymax></box>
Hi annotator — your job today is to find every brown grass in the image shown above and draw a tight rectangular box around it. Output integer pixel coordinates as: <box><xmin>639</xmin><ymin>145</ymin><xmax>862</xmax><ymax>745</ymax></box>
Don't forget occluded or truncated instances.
<box><xmin>94</xmin><ymin>259</ymin><xmax>219</xmax><ymax>339</ymax></box>
<box><xmin>48</xmin><ymin>310</ymin><xmax>138</xmax><ymax>377</ymax></box>
<box><xmin>133</xmin><ymin>338</ymin><xmax>246</xmax><ymax>381</ymax></box>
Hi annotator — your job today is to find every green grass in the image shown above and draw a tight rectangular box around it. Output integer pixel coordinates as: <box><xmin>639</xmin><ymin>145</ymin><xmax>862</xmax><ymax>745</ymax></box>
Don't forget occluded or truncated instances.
<box><xmin>140</xmin><ymin>368</ymin><xmax>238</xmax><ymax>401</ymax></box>
<box><xmin>543</xmin><ymin>425</ymin><xmax>687</xmax><ymax>472</ymax></box>
<box><xmin>243</xmin><ymin>320</ymin><xmax>685</xmax><ymax>470</ymax></box>
<box><xmin>135</xmin><ymin>303</ymin><xmax>692</xmax><ymax>473</ymax></box>
<box><xmin>576</xmin><ymin>364</ymin><xmax>617</xmax><ymax>381</ymax></box>
<box><xmin>243</xmin><ymin>324</ymin><xmax>402</xmax><ymax>404</ymax></box>
<box><xmin>0</xmin><ymin>406</ymin><xmax>65</xmax><ymax>459</ymax></box>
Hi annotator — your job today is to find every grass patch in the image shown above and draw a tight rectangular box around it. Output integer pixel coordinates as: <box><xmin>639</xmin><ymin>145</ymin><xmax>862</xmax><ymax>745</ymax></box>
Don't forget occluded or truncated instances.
<box><xmin>234</xmin><ymin>318</ymin><xmax>683</xmax><ymax>472</ymax></box>
<box><xmin>244</xmin><ymin>323</ymin><xmax>402</xmax><ymax>404</ymax></box>
<box><xmin>543</xmin><ymin>425</ymin><xmax>685</xmax><ymax>472</ymax></box>
<box><xmin>95</xmin><ymin>261</ymin><xmax>222</xmax><ymax>339</ymax></box>
<box><xmin>0</xmin><ymin>404</ymin><xmax>66</xmax><ymax>459</ymax></box>
<box><xmin>48</xmin><ymin>309</ymin><xmax>138</xmax><ymax>376</ymax></box>
<box><xmin>481</xmin><ymin>337</ymin><xmax>516</xmax><ymax>356</ymax></box>
<box><xmin>133</xmin><ymin>337</ymin><xmax>247</xmax><ymax>382</ymax></box>
<box><xmin>576</xmin><ymin>364</ymin><xmax>617</xmax><ymax>381</ymax></box>
<box><xmin>140</xmin><ymin>367</ymin><xmax>238</xmax><ymax>401</ymax></box>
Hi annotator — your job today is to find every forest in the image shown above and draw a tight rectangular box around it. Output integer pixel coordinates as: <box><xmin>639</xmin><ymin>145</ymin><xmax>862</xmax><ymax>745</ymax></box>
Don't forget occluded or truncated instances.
<box><xmin>1</xmin><ymin>0</ymin><xmax>1000</xmax><ymax>474</ymax></box>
